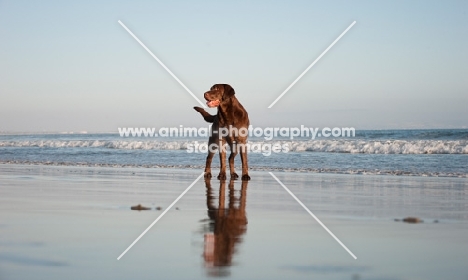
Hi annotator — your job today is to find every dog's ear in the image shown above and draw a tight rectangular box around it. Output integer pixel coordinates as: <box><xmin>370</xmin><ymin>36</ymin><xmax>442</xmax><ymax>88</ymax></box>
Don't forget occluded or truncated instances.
<box><xmin>222</xmin><ymin>84</ymin><xmax>235</xmax><ymax>100</ymax></box>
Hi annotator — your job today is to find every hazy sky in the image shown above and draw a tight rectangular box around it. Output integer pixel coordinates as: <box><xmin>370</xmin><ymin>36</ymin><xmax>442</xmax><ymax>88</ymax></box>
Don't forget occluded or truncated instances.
<box><xmin>1</xmin><ymin>0</ymin><xmax>467</xmax><ymax>132</ymax></box>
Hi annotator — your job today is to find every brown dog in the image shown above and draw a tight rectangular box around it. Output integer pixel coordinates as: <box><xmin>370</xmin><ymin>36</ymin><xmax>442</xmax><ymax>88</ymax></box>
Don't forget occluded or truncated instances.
<box><xmin>194</xmin><ymin>84</ymin><xmax>250</xmax><ymax>181</ymax></box>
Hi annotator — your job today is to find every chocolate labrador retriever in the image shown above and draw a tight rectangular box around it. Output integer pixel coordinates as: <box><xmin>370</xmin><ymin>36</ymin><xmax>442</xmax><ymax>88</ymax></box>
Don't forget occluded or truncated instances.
<box><xmin>194</xmin><ymin>84</ymin><xmax>250</xmax><ymax>181</ymax></box>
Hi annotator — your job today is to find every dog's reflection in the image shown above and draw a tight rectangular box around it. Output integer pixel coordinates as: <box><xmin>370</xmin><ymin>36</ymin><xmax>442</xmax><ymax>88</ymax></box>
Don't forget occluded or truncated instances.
<box><xmin>203</xmin><ymin>179</ymin><xmax>248</xmax><ymax>274</ymax></box>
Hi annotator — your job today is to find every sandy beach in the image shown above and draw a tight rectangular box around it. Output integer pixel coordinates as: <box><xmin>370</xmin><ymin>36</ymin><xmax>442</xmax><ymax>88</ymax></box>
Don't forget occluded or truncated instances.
<box><xmin>1</xmin><ymin>164</ymin><xmax>467</xmax><ymax>280</ymax></box>
<box><xmin>2</xmin><ymin>0</ymin><xmax>468</xmax><ymax>278</ymax></box>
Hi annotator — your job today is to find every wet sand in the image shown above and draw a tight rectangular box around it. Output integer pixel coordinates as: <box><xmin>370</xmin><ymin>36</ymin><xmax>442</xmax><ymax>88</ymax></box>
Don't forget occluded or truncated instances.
<box><xmin>0</xmin><ymin>164</ymin><xmax>467</xmax><ymax>280</ymax></box>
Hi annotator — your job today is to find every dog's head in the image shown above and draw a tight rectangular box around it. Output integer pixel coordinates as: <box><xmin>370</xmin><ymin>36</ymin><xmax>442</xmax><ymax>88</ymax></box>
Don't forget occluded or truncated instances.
<box><xmin>204</xmin><ymin>84</ymin><xmax>235</xmax><ymax>108</ymax></box>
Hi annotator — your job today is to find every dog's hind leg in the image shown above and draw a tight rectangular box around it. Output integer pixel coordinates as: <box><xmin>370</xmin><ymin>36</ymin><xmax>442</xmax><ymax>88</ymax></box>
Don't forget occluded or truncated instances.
<box><xmin>240</xmin><ymin>144</ymin><xmax>250</xmax><ymax>181</ymax></box>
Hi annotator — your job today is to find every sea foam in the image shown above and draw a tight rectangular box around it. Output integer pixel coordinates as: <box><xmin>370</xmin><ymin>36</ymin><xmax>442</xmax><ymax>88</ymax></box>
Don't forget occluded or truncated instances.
<box><xmin>0</xmin><ymin>139</ymin><xmax>466</xmax><ymax>154</ymax></box>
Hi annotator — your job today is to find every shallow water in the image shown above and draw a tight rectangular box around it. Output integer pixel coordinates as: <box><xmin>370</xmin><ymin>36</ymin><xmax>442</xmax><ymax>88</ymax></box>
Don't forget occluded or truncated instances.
<box><xmin>0</xmin><ymin>165</ymin><xmax>467</xmax><ymax>279</ymax></box>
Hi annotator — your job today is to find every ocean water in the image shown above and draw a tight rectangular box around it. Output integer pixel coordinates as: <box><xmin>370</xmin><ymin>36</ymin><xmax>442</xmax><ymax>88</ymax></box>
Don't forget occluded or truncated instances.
<box><xmin>0</xmin><ymin>129</ymin><xmax>467</xmax><ymax>177</ymax></box>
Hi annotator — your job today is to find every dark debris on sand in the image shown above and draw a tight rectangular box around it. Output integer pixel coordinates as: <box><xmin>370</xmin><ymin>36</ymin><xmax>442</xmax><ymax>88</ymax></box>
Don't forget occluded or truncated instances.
<box><xmin>394</xmin><ymin>217</ymin><xmax>424</xmax><ymax>224</ymax></box>
<box><xmin>131</xmin><ymin>204</ymin><xmax>151</xmax><ymax>211</ymax></box>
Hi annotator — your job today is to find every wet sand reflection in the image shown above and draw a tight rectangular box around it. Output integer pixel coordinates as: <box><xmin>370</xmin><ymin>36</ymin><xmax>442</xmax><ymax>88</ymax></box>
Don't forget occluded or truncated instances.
<box><xmin>203</xmin><ymin>179</ymin><xmax>248</xmax><ymax>276</ymax></box>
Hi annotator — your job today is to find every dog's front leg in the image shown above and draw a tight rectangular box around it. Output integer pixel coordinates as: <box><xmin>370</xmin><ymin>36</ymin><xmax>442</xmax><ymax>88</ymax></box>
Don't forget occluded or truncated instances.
<box><xmin>228</xmin><ymin>141</ymin><xmax>239</xmax><ymax>180</ymax></box>
<box><xmin>204</xmin><ymin>136</ymin><xmax>218</xmax><ymax>179</ymax></box>
<box><xmin>205</xmin><ymin>151</ymin><xmax>215</xmax><ymax>179</ymax></box>
<box><xmin>217</xmin><ymin>140</ymin><xmax>227</xmax><ymax>180</ymax></box>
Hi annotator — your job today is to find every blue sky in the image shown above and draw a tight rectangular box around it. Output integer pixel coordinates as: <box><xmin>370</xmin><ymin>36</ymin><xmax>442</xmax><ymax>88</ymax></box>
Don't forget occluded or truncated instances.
<box><xmin>1</xmin><ymin>0</ymin><xmax>467</xmax><ymax>132</ymax></box>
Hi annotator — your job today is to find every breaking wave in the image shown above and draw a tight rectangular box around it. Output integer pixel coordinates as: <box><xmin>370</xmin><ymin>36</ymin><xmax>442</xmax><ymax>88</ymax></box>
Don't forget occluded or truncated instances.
<box><xmin>0</xmin><ymin>139</ymin><xmax>467</xmax><ymax>154</ymax></box>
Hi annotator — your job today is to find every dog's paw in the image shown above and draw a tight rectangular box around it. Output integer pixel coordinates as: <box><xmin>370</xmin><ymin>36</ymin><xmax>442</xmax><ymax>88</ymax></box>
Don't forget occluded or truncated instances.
<box><xmin>217</xmin><ymin>172</ymin><xmax>227</xmax><ymax>180</ymax></box>
<box><xmin>241</xmin><ymin>174</ymin><xmax>251</xmax><ymax>181</ymax></box>
<box><xmin>193</xmin><ymin>106</ymin><xmax>205</xmax><ymax>113</ymax></box>
<box><xmin>204</xmin><ymin>172</ymin><xmax>212</xmax><ymax>179</ymax></box>
<box><xmin>230</xmin><ymin>173</ymin><xmax>239</xmax><ymax>180</ymax></box>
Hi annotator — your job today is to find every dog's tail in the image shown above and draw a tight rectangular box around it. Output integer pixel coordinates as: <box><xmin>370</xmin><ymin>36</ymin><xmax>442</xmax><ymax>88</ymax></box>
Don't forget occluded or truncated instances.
<box><xmin>193</xmin><ymin>107</ymin><xmax>216</xmax><ymax>123</ymax></box>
